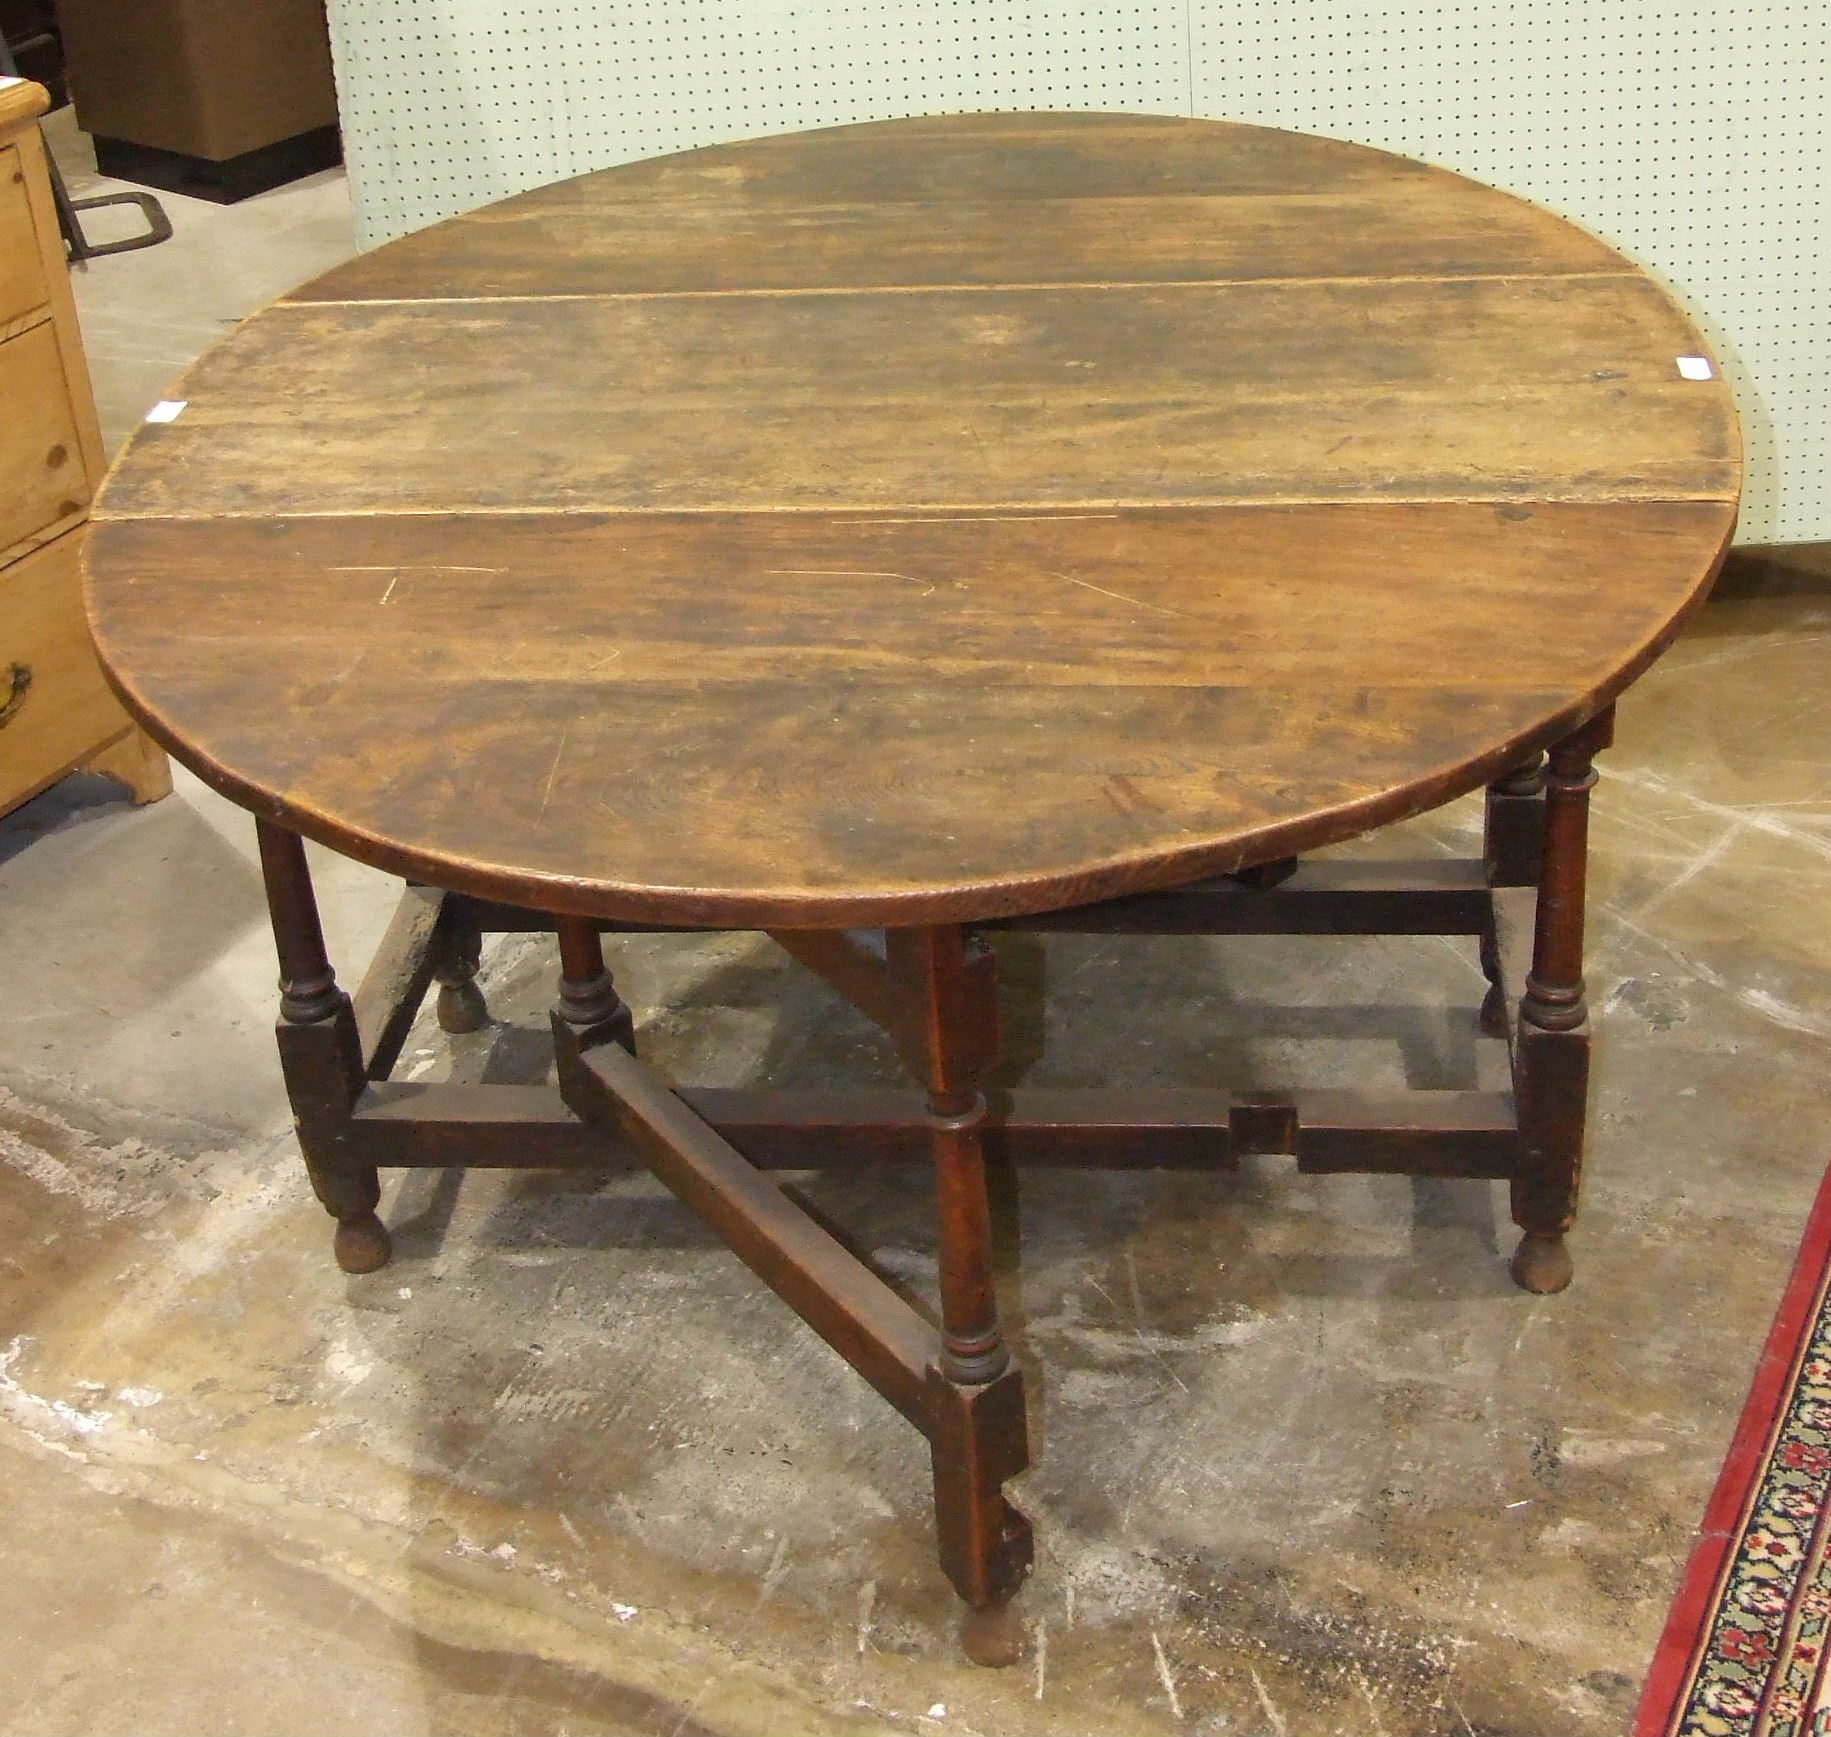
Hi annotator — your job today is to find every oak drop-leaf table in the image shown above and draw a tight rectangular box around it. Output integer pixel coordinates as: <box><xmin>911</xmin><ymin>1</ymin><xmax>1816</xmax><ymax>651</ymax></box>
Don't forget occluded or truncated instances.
<box><xmin>83</xmin><ymin>114</ymin><xmax>1739</xmax><ymax>1661</ymax></box>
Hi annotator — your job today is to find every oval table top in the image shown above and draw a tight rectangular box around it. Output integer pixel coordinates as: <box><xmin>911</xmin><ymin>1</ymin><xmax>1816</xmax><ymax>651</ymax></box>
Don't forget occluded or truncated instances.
<box><xmin>85</xmin><ymin>112</ymin><xmax>1739</xmax><ymax>927</ymax></box>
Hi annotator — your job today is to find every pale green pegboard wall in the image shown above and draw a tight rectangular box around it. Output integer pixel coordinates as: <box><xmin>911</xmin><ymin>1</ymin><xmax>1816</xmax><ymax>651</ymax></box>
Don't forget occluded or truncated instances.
<box><xmin>324</xmin><ymin>0</ymin><xmax>1827</xmax><ymax>542</ymax></box>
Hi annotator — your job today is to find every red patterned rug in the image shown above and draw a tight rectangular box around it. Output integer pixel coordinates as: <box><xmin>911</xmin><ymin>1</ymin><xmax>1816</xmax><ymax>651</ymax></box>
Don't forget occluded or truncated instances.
<box><xmin>1638</xmin><ymin>1161</ymin><xmax>1831</xmax><ymax>1736</ymax></box>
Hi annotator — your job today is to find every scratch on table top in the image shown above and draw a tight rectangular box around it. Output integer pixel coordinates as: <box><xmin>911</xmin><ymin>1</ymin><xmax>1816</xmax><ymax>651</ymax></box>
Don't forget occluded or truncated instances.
<box><xmin>316</xmin><ymin>651</ymin><xmax>366</xmax><ymax>701</ymax></box>
<box><xmin>767</xmin><ymin>567</ymin><xmax>917</xmax><ymax>580</ymax></box>
<box><xmin>1046</xmin><ymin>570</ymin><xmax>1193</xmax><ymax>620</ymax></box>
<box><xmin>766</xmin><ymin>567</ymin><xmax>938</xmax><ymax>596</ymax></box>
<box><xmin>537</xmin><ymin>726</ymin><xmax>571</xmax><ymax>823</ymax></box>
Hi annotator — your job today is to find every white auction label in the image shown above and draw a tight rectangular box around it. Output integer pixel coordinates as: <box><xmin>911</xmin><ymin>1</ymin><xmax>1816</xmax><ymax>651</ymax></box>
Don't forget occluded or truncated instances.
<box><xmin>1675</xmin><ymin>356</ymin><xmax>1715</xmax><ymax>380</ymax></box>
<box><xmin>144</xmin><ymin>399</ymin><xmax>188</xmax><ymax>423</ymax></box>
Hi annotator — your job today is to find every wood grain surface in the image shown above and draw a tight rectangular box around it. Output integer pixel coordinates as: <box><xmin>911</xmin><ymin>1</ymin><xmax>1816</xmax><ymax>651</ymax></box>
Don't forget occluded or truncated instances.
<box><xmin>284</xmin><ymin>115</ymin><xmax>1632</xmax><ymax>301</ymax></box>
<box><xmin>0</xmin><ymin>320</ymin><xmax>89</xmax><ymax>560</ymax></box>
<box><xmin>83</xmin><ymin>113</ymin><xmax>1739</xmax><ymax>925</ymax></box>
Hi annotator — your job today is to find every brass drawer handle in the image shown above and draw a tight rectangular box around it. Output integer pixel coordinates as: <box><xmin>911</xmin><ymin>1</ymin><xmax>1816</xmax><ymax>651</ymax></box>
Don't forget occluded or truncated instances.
<box><xmin>0</xmin><ymin>662</ymin><xmax>32</xmax><ymax>729</ymax></box>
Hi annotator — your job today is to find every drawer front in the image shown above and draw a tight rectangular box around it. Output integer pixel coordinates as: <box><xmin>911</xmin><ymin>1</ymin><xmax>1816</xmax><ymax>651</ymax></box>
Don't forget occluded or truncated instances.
<box><xmin>0</xmin><ymin>529</ymin><xmax>133</xmax><ymax>812</ymax></box>
<box><xmin>0</xmin><ymin>143</ymin><xmax>50</xmax><ymax>331</ymax></box>
<box><xmin>0</xmin><ymin>319</ymin><xmax>90</xmax><ymax>558</ymax></box>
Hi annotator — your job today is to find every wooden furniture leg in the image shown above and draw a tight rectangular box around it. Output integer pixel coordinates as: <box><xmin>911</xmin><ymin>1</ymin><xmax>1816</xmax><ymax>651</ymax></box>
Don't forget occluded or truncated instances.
<box><xmin>430</xmin><ymin>894</ymin><xmax>489</xmax><ymax>1034</ymax></box>
<box><xmin>1481</xmin><ymin>750</ymin><xmax>1546</xmax><ymax>1035</ymax></box>
<box><xmin>1484</xmin><ymin>751</ymin><xmax>1548</xmax><ymax>887</ymax></box>
<box><xmin>553</xmin><ymin>914</ymin><xmax>636</xmax><ymax>1053</ymax></box>
<box><xmin>552</xmin><ymin>925</ymin><xmax>1031</xmax><ymax>1664</ymax></box>
<box><xmin>1510</xmin><ymin>708</ymin><xmax>1613</xmax><ymax>1295</ymax></box>
<box><xmin>886</xmin><ymin>926</ymin><xmax>1033</xmax><ymax>1665</ymax></box>
<box><xmin>256</xmin><ymin>819</ymin><xmax>383</xmax><ymax>1272</ymax></box>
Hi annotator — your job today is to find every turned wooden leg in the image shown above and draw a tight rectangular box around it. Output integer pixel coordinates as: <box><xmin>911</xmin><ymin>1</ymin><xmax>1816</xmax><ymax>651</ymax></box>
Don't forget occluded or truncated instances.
<box><xmin>1482</xmin><ymin>751</ymin><xmax>1545</xmax><ymax>1035</ymax></box>
<box><xmin>431</xmin><ymin>900</ymin><xmax>490</xmax><ymax>1033</ymax></box>
<box><xmin>1509</xmin><ymin>711</ymin><xmax>1612</xmax><ymax>1295</ymax></box>
<box><xmin>256</xmin><ymin>819</ymin><xmax>385</xmax><ymax>1273</ymax></box>
<box><xmin>1478</xmin><ymin>929</ymin><xmax>1508</xmax><ymax>1039</ymax></box>
<box><xmin>887</xmin><ymin>926</ymin><xmax>1033</xmax><ymax>1665</ymax></box>
<box><xmin>554</xmin><ymin>915</ymin><xmax>636</xmax><ymax>1054</ymax></box>
<box><xmin>1485</xmin><ymin>750</ymin><xmax>1546</xmax><ymax>887</ymax></box>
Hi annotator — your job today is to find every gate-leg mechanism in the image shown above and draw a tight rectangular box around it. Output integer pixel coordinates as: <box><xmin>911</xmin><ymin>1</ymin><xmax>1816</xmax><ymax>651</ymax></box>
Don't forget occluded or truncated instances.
<box><xmin>553</xmin><ymin>920</ymin><xmax>1032</xmax><ymax>1664</ymax></box>
<box><xmin>431</xmin><ymin>900</ymin><xmax>490</xmax><ymax>1034</ymax></box>
<box><xmin>256</xmin><ymin>727</ymin><xmax>1622</xmax><ymax>1648</ymax></box>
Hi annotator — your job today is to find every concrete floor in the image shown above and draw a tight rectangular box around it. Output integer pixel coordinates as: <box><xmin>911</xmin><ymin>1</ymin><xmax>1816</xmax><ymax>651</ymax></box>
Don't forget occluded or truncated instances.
<box><xmin>2</xmin><ymin>115</ymin><xmax>1828</xmax><ymax>1737</ymax></box>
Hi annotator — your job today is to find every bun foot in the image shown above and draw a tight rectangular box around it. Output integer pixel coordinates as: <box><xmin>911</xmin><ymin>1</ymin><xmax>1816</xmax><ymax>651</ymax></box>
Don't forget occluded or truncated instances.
<box><xmin>334</xmin><ymin>1211</ymin><xmax>393</xmax><ymax>1274</ymax></box>
<box><xmin>1510</xmin><ymin>1232</ymin><xmax>1572</xmax><ymax>1295</ymax></box>
<box><xmin>436</xmin><ymin>980</ymin><xmax>490</xmax><ymax>1034</ymax></box>
<box><xmin>960</xmin><ymin>1597</ymin><xmax>1024</xmax><ymax>1668</ymax></box>
<box><xmin>1479</xmin><ymin>984</ymin><xmax>1508</xmax><ymax>1039</ymax></box>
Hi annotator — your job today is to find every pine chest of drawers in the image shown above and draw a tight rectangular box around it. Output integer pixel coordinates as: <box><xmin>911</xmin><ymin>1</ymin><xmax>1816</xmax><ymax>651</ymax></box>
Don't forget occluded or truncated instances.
<box><xmin>1</xmin><ymin>76</ymin><xmax>168</xmax><ymax>816</ymax></box>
